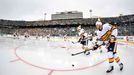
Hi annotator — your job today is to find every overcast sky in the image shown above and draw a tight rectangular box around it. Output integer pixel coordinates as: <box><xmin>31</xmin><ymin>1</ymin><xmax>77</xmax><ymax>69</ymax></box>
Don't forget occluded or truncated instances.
<box><xmin>0</xmin><ymin>0</ymin><xmax>133</xmax><ymax>21</ymax></box>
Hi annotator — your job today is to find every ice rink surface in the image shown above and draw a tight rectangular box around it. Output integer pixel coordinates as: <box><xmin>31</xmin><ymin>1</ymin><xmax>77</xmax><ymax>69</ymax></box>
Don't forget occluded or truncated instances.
<box><xmin>0</xmin><ymin>36</ymin><xmax>134</xmax><ymax>75</ymax></box>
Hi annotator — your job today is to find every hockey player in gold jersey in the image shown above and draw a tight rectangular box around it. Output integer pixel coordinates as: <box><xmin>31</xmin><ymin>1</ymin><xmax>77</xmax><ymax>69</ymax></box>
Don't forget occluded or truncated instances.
<box><xmin>89</xmin><ymin>19</ymin><xmax>123</xmax><ymax>73</ymax></box>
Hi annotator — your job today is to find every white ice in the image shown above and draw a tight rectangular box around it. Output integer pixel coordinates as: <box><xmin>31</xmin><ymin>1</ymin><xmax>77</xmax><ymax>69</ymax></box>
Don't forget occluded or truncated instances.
<box><xmin>0</xmin><ymin>36</ymin><xmax>134</xmax><ymax>75</ymax></box>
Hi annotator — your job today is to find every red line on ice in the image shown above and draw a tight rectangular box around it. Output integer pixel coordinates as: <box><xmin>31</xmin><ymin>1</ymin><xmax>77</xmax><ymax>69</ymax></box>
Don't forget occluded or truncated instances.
<box><xmin>10</xmin><ymin>58</ymin><xmax>20</xmax><ymax>62</ymax></box>
<box><xmin>13</xmin><ymin>45</ymin><xmax>107</xmax><ymax>75</ymax></box>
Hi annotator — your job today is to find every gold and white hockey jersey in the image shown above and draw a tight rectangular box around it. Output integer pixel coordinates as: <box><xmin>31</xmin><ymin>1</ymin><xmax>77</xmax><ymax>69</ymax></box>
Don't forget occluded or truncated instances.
<box><xmin>96</xmin><ymin>23</ymin><xmax>117</xmax><ymax>45</ymax></box>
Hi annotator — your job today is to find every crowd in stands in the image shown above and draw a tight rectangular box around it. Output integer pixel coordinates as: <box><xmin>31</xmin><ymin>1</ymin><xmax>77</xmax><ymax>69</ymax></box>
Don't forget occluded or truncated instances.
<box><xmin>0</xmin><ymin>14</ymin><xmax>134</xmax><ymax>36</ymax></box>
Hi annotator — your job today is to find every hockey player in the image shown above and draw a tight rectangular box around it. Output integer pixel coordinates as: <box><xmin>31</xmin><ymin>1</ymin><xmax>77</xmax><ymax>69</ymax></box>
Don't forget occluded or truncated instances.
<box><xmin>13</xmin><ymin>32</ymin><xmax>19</xmax><ymax>39</ymax></box>
<box><xmin>77</xmin><ymin>25</ymin><xmax>92</xmax><ymax>55</ymax></box>
<box><xmin>24</xmin><ymin>32</ymin><xmax>29</xmax><ymax>38</ymax></box>
<box><xmin>124</xmin><ymin>35</ymin><xmax>128</xmax><ymax>42</ymax></box>
<box><xmin>88</xmin><ymin>19</ymin><xmax>123</xmax><ymax>73</ymax></box>
<box><xmin>63</xmin><ymin>34</ymin><xmax>67</xmax><ymax>41</ymax></box>
<box><xmin>46</xmin><ymin>34</ymin><xmax>50</xmax><ymax>41</ymax></box>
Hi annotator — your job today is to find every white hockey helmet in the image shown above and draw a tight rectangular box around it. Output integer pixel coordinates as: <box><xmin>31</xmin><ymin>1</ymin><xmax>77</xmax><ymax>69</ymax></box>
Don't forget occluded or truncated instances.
<box><xmin>77</xmin><ymin>25</ymin><xmax>81</xmax><ymax>31</ymax></box>
<box><xmin>79</xmin><ymin>29</ymin><xmax>85</xmax><ymax>36</ymax></box>
<box><xmin>95</xmin><ymin>18</ymin><xmax>102</xmax><ymax>26</ymax></box>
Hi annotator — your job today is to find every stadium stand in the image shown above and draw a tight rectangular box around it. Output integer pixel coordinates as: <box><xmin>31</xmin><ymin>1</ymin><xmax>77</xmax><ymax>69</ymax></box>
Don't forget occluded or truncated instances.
<box><xmin>0</xmin><ymin>14</ymin><xmax>134</xmax><ymax>36</ymax></box>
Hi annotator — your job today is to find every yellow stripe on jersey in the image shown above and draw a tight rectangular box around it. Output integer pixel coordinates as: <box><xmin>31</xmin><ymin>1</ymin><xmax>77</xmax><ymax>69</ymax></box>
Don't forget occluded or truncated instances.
<box><xmin>115</xmin><ymin>57</ymin><xmax>120</xmax><ymax>63</ymax></box>
<box><xmin>80</xmin><ymin>33</ymin><xmax>85</xmax><ymax>36</ymax></box>
<box><xmin>100</xmin><ymin>26</ymin><xmax>116</xmax><ymax>41</ymax></box>
<box><xmin>100</xmin><ymin>30</ymin><xmax>112</xmax><ymax>41</ymax></box>
<box><xmin>109</xmin><ymin>57</ymin><xmax>114</xmax><ymax>63</ymax></box>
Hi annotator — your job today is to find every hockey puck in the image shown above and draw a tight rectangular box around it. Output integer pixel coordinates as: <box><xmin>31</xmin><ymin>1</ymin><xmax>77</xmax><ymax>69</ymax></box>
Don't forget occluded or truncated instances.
<box><xmin>72</xmin><ymin>64</ymin><xmax>74</xmax><ymax>67</ymax></box>
<box><xmin>71</xmin><ymin>54</ymin><xmax>74</xmax><ymax>56</ymax></box>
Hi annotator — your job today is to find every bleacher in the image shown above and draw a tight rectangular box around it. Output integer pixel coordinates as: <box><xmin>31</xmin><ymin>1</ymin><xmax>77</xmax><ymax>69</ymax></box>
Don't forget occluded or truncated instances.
<box><xmin>0</xmin><ymin>14</ymin><xmax>134</xmax><ymax>36</ymax></box>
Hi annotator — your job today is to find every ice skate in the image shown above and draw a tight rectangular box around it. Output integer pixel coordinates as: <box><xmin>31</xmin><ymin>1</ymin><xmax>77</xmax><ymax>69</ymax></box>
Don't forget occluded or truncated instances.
<box><xmin>106</xmin><ymin>66</ymin><xmax>114</xmax><ymax>73</ymax></box>
<box><xmin>119</xmin><ymin>63</ymin><xmax>123</xmax><ymax>71</ymax></box>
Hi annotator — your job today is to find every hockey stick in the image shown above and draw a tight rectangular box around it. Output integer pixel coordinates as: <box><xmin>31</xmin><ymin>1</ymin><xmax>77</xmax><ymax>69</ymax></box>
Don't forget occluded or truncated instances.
<box><xmin>71</xmin><ymin>41</ymin><xmax>79</xmax><ymax>44</ymax></box>
<box><xmin>71</xmin><ymin>38</ymin><xmax>92</xmax><ymax>44</ymax></box>
<box><xmin>71</xmin><ymin>48</ymin><xmax>93</xmax><ymax>56</ymax></box>
<box><xmin>71</xmin><ymin>51</ymin><xmax>85</xmax><ymax>56</ymax></box>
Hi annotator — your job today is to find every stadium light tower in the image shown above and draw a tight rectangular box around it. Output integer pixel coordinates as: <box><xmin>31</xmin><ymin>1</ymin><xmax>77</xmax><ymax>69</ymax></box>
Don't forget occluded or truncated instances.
<box><xmin>119</xmin><ymin>14</ymin><xmax>123</xmax><ymax>16</ymax></box>
<box><xmin>89</xmin><ymin>9</ymin><xmax>92</xmax><ymax>18</ymax></box>
<box><xmin>44</xmin><ymin>13</ymin><xmax>47</xmax><ymax>20</ymax></box>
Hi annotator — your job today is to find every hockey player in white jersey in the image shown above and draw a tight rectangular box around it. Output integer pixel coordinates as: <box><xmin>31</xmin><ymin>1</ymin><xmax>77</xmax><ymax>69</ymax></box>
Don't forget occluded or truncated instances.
<box><xmin>88</xmin><ymin>19</ymin><xmax>123</xmax><ymax>73</ymax></box>
<box><xmin>77</xmin><ymin>25</ymin><xmax>92</xmax><ymax>55</ymax></box>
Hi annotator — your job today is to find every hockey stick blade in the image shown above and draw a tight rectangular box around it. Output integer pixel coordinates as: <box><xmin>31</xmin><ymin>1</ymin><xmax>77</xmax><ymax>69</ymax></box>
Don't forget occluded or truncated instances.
<box><xmin>72</xmin><ymin>41</ymin><xmax>76</xmax><ymax>44</ymax></box>
<box><xmin>71</xmin><ymin>51</ymin><xmax>85</xmax><ymax>56</ymax></box>
<box><xmin>71</xmin><ymin>41</ymin><xmax>78</xmax><ymax>44</ymax></box>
